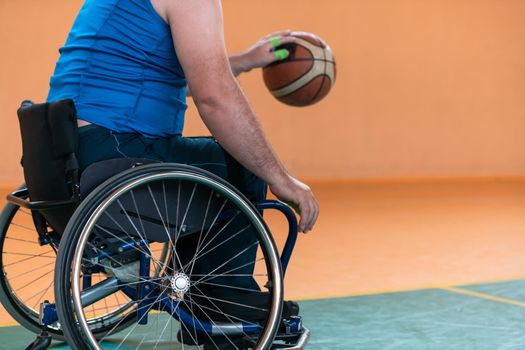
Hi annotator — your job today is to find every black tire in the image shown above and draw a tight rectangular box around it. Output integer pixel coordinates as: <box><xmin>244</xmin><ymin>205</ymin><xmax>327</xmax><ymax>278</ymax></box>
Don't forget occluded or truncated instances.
<box><xmin>55</xmin><ymin>163</ymin><xmax>284</xmax><ymax>349</ymax></box>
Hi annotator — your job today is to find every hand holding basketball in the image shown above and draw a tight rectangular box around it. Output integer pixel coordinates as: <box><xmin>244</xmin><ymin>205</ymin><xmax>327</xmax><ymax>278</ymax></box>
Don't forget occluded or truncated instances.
<box><xmin>263</xmin><ymin>31</ymin><xmax>336</xmax><ymax>107</ymax></box>
<box><xmin>236</xmin><ymin>30</ymin><xmax>297</xmax><ymax>73</ymax></box>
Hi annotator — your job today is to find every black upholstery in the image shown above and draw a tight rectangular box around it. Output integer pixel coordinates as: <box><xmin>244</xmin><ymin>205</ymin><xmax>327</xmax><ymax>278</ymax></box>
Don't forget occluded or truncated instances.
<box><xmin>80</xmin><ymin>158</ymin><xmax>158</xmax><ymax>199</ymax></box>
<box><xmin>17</xmin><ymin>99</ymin><xmax>79</xmax><ymax>234</ymax></box>
<box><xmin>18</xmin><ymin>100</ymin><xmax>78</xmax><ymax>200</ymax></box>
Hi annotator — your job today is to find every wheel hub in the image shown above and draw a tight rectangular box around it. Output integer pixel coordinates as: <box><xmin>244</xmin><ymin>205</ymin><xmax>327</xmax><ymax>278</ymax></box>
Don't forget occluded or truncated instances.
<box><xmin>170</xmin><ymin>273</ymin><xmax>190</xmax><ymax>294</ymax></box>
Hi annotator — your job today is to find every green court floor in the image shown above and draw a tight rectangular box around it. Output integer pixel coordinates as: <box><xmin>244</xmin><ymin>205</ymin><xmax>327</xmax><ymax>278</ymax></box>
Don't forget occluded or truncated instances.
<box><xmin>2</xmin><ymin>280</ymin><xmax>525</xmax><ymax>349</ymax></box>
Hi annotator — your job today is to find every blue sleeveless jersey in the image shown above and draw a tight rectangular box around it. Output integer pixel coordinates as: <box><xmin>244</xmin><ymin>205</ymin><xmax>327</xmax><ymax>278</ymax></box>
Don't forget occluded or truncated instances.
<box><xmin>47</xmin><ymin>0</ymin><xmax>187</xmax><ymax>138</ymax></box>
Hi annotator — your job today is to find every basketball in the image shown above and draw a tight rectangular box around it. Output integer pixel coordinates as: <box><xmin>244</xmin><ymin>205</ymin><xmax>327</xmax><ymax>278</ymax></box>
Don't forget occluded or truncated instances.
<box><xmin>263</xmin><ymin>31</ymin><xmax>336</xmax><ymax>107</ymax></box>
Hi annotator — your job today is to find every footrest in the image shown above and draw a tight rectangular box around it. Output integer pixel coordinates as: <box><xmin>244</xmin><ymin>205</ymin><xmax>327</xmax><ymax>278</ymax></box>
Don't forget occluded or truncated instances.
<box><xmin>241</xmin><ymin>316</ymin><xmax>310</xmax><ymax>349</ymax></box>
<box><xmin>271</xmin><ymin>326</ymin><xmax>310</xmax><ymax>349</ymax></box>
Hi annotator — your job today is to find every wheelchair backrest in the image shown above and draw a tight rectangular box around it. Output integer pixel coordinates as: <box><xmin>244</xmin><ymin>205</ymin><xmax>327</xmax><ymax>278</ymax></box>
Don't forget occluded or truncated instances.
<box><xmin>17</xmin><ymin>99</ymin><xmax>79</xmax><ymax>233</ymax></box>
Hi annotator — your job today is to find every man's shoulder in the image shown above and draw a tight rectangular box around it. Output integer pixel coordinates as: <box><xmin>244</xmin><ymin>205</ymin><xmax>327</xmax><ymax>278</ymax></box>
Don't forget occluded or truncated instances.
<box><xmin>149</xmin><ymin>0</ymin><xmax>169</xmax><ymax>24</ymax></box>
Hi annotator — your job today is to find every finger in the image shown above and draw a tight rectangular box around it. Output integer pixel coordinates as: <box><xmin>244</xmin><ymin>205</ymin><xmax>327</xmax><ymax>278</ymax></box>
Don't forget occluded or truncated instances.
<box><xmin>267</xmin><ymin>36</ymin><xmax>296</xmax><ymax>51</ymax></box>
<box><xmin>306</xmin><ymin>196</ymin><xmax>319</xmax><ymax>232</ymax></box>
<box><xmin>264</xmin><ymin>29</ymin><xmax>292</xmax><ymax>40</ymax></box>
<box><xmin>298</xmin><ymin>201</ymin><xmax>310</xmax><ymax>232</ymax></box>
<box><xmin>309</xmin><ymin>200</ymin><xmax>319</xmax><ymax>232</ymax></box>
<box><xmin>304</xmin><ymin>202</ymin><xmax>313</xmax><ymax>233</ymax></box>
<box><xmin>278</xmin><ymin>36</ymin><xmax>297</xmax><ymax>46</ymax></box>
<box><xmin>312</xmin><ymin>200</ymin><xmax>320</xmax><ymax>230</ymax></box>
<box><xmin>306</xmin><ymin>200</ymin><xmax>316</xmax><ymax>232</ymax></box>
<box><xmin>269</xmin><ymin>36</ymin><xmax>283</xmax><ymax>49</ymax></box>
<box><xmin>274</xmin><ymin>49</ymin><xmax>290</xmax><ymax>61</ymax></box>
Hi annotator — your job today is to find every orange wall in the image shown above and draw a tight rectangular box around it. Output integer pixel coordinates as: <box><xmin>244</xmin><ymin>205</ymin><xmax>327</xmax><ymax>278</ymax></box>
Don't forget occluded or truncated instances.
<box><xmin>1</xmin><ymin>0</ymin><xmax>525</xmax><ymax>185</ymax></box>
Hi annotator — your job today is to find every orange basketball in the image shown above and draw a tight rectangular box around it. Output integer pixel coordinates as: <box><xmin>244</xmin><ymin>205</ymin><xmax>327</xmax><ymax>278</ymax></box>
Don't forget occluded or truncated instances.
<box><xmin>263</xmin><ymin>31</ymin><xmax>336</xmax><ymax>107</ymax></box>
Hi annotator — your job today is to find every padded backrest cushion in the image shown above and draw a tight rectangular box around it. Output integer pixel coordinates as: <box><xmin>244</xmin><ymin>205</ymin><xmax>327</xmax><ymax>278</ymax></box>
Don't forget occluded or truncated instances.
<box><xmin>17</xmin><ymin>99</ymin><xmax>79</xmax><ymax>234</ymax></box>
<box><xmin>17</xmin><ymin>99</ymin><xmax>78</xmax><ymax>201</ymax></box>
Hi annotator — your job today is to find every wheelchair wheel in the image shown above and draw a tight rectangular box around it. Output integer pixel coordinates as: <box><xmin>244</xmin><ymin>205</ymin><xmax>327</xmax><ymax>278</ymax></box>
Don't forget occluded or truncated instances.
<box><xmin>55</xmin><ymin>163</ymin><xmax>283</xmax><ymax>349</ymax></box>
<box><xmin>0</xmin><ymin>200</ymin><xmax>63</xmax><ymax>338</ymax></box>
<box><xmin>0</xmin><ymin>193</ymin><xmax>149</xmax><ymax>340</ymax></box>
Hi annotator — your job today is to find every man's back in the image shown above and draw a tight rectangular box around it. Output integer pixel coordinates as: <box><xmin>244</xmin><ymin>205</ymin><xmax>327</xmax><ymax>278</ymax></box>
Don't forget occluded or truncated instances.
<box><xmin>47</xmin><ymin>0</ymin><xmax>187</xmax><ymax>138</ymax></box>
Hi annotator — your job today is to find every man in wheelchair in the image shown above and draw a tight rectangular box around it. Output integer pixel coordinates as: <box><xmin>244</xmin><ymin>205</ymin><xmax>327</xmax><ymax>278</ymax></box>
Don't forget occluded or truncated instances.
<box><xmin>2</xmin><ymin>0</ymin><xmax>318</xmax><ymax>349</ymax></box>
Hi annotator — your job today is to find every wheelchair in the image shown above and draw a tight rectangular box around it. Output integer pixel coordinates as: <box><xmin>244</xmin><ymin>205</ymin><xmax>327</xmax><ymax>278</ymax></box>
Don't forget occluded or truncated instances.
<box><xmin>0</xmin><ymin>99</ymin><xmax>310</xmax><ymax>349</ymax></box>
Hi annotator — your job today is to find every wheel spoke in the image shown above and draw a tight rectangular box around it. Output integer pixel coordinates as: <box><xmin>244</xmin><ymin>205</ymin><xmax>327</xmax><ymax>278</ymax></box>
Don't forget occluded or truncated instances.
<box><xmin>16</xmin><ymin>268</ymin><xmax>54</xmax><ymax>293</ymax></box>
<box><xmin>146</xmin><ymin>184</ymin><xmax>186</xmax><ymax>276</ymax></box>
<box><xmin>188</xmin><ymin>189</ymin><xmax>214</xmax><ymax>277</ymax></box>
<box><xmin>113</xmin><ymin>284</ymin><xmax>170</xmax><ymax>349</ymax></box>
<box><xmin>3</xmin><ymin>250</ymin><xmax>55</xmax><ymax>261</ymax></box>
<box><xmin>82</xmin><ymin>244</ymin><xmax>168</xmax><ymax>290</ymax></box>
<box><xmin>31</xmin><ymin>278</ymin><xmax>55</xmax><ymax>311</ymax></box>
<box><xmin>9</xmin><ymin>222</ymin><xmax>37</xmax><ymax>233</ymax></box>
<box><xmin>197</xmin><ymin>280</ymin><xmax>265</xmax><ymax>294</ymax></box>
<box><xmin>153</xmin><ymin>300</ymin><xmax>176</xmax><ymax>349</ymax></box>
<box><xmin>93</xmin><ymin>223</ymin><xmax>168</xmax><ymax>275</ymax></box>
<box><xmin>190</xmin><ymin>284</ymin><xmax>259</xmax><ymax>343</ymax></box>
<box><xmin>5</xmin><ymin>236</ymin><xmax>39</xmax><ymax>244</ymax></box>
<box><xmin>188</xmin><ymin>288</ymin><xmax>268</xmax><ymax>313</ymax></box>
<box><xmin>8</xmin><ymin>261</ymin><xmax>55</xmax><ymax>280</ymax></box>
<box><xmin>193</xmin><ymin>248</ymin><xmax>261</xmax><ymax>286</ymax></box>
<box><xmin>106</xmin><ymin>204</ymin><xmax>170</xmax><ymax>275</ymax></box>
<box><xmin>184</xmin><ymin>299</ymin><xmax>229</xmax><ymax>349</ymax></box>
<box><xmin>185</xmin><ymin>296</ymin><xmax>263</xmax><ymax>330</ymax></box>
<box><xmin>183</xmin><ymin>207</ymin><xmax>237</xmax><ymax>271</ymax></box>
<box><xmin>22</xmin><ymin>279</ymin><xmax>54</xmax><ymax>309</ymax></box>
<box><xmin>188</xmin><ymin>225</ymin><xmax>251</xmax><ymax>268</ymax></box>
<box><xmin>196</xmin><ymin>262</ymin><xmax>266</xmax><ymax>289</ymax></box>
<box><xmin>18</xmin><ymin>208</ymin><xmax>32</xmax><ymax>216</ymax></box>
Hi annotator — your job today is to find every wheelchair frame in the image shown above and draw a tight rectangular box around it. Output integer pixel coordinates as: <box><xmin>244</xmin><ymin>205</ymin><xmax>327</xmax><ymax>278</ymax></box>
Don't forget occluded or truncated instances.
<box><xmin>4</xmin><ymin>166</ymin><xmax>310</xmax><ymax>350</ymax></box>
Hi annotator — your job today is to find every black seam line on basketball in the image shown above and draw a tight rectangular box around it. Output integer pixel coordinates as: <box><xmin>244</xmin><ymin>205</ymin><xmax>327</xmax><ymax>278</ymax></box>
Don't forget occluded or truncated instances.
<box><xmin>309</xmin><ymin>75</ymin><xmax>327</xmax><ymax>105</ymax></box>
<box><xmin>270</xmin><ymin>58</ymin><xmax>315</xmax><ymax>91</ymax></box>
<box><xmin>308</xmin><ymin>44</ymin><xmax>329</xmax><ymax>104</ymax></box>
<box><xmin>275</xmin><ymin>73</ymin><xmax>330</xmax><ymax>100</ymax></box>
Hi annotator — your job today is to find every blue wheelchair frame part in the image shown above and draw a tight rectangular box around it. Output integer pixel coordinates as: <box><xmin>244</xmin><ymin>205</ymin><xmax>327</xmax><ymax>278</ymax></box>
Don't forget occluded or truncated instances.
<box><xmin>256</xmin><ymin>200</ymin><xmax>298</xmax><ymax>276</ymax></box>
<box><xmin>41</xmin><ymin>200</ymin><xmax>300</xmax><ymax>337</ymax></box>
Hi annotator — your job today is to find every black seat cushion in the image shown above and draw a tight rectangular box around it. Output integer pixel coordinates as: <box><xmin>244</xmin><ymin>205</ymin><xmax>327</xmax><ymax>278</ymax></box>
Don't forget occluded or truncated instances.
<box><xmin>80</xmin><ymin>158</ymin><xmax>158</xmax><ymax>199</ymax></box>
<box><xmin>80</xmin><ymin>159</ymin><xmax>226</xmax><ymax>243</ymax></box>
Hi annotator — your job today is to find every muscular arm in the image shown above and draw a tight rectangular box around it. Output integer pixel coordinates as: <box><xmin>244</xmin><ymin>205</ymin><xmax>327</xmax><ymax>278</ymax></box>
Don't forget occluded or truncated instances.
<box><xmin>161</xmin><ymin>0</ymin><xmax>318</xmax><ymax>232</ymax></box>
<box><xmin>186</xmin><ymin>56</ymin><xmax>248</xmax><ymax>97</ymax></box>
<box><xmin>166</xmin><ymin>0</ymin><xmax>286</xmax><ymax>185</ymax></box>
